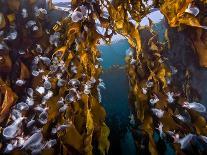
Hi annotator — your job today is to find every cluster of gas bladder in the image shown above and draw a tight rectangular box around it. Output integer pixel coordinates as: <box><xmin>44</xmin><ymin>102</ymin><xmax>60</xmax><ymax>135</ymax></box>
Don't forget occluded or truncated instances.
<box><xmin>2</xmin><ymin>45</ymin><xmax>104</xmax><ymax>154</ymax></box>
<box><xmin>0</xmin><ymin>0</ymin><xmax>106</xmax><ymax>154</ymax></box>
<box><xmin>127</xmin><ymin>28</ymin><xmax>207</xmax><ymax>154</ymax></box>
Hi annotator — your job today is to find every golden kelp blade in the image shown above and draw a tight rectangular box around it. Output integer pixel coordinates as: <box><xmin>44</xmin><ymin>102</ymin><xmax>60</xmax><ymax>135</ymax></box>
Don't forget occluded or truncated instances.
<box><xmin>160</xmin><ymin>0</ymin><xmax>204</xmax><ymax>28</ymax></box>
<box><xmin>0</xmin><ymin>80</ymin><xmax>17</xmax><ymax>123</ymax></box>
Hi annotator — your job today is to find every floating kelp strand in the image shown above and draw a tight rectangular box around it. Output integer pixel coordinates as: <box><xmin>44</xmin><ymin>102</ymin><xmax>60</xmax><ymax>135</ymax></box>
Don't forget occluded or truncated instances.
<box><xmin>183</xmin><ymin>102</ymin><xmax>206</xmax><ymax>113</ymax></box>
<box><xmin>97</xmin><ymin>87</ymin><xmax>102</xmax><ymax>102</ymax></box>
<box><xmin>3</xmin><ymin>117</ymin><xmax>24</xmax><ymax>140</ymax></box>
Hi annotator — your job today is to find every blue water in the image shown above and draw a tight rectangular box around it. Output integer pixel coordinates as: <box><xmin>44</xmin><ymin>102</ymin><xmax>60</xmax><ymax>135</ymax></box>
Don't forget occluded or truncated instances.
<box><xmin>99</xmin><ymin>40</ymin><xmax>130</xmax><ymax>69</ymax></box>
<box><xmin>98</xmin><ymin>23</ymin><xmax>174</xmax><ymax>155</ymax></box>
<box><xmin>98</xmin><ymin>40</ymin><xmax>137</xmax><ymax>155</ymax></box>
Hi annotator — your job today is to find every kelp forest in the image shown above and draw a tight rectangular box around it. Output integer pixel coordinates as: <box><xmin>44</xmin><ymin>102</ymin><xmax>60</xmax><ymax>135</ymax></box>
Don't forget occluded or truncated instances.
<box><xmin>0</xmin><ymin>0</ymin><xmax>207</xmax><ymax>155</ymax></box>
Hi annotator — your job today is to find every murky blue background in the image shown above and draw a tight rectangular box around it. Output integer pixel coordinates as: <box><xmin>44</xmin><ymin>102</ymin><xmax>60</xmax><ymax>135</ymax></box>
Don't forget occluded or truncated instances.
<box><xmin>99</xmin><ymin>40</ymin><xmax>137</xmax><ymax>155</ymax></box>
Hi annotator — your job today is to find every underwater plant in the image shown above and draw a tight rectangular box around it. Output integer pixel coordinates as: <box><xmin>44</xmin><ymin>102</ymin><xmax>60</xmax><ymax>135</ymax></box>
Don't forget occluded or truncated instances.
<box><xmin>0</xmin><ymin>0</ymin><xmax>207</xmax><ymax>154</ymax></box>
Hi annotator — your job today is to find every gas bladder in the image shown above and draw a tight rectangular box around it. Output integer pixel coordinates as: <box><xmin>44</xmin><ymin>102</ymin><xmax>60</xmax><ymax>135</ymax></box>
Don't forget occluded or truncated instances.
<box><xmin>183</xmin><ymin>102</ymin><xmax>206</xmax><ymax>113</ymax></box>
<box><xmin>3</xmin><ymin>117</ymin><xmax>25</xmax><ymax>140</ymax></box>
<box><xmin>21</xmin><ymin>130</ymin><xmax>43</xmax><ymax>151</ymax></box>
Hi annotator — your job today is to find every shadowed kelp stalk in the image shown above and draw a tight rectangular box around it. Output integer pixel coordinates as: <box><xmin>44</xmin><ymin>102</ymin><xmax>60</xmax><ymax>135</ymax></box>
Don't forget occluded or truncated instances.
<box><xmin>126</xmin><ymin>26</ymin><xmax>207</xmax><ymax>154</ymax></box>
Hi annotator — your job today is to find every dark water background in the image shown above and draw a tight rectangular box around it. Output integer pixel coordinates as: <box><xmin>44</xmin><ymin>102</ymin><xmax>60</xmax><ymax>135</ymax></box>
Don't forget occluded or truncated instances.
<box><xmin>98</xmin><ymin>40</ymin><xmax>137</xmax><ymax>155</ymax></box>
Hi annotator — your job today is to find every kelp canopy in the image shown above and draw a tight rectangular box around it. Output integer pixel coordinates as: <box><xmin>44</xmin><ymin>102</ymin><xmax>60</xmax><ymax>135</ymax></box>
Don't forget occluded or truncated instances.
<box><xmin>0</xmin><ymin>0</ymin><xmax>207</xmax><ymax>154</ymax></box>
